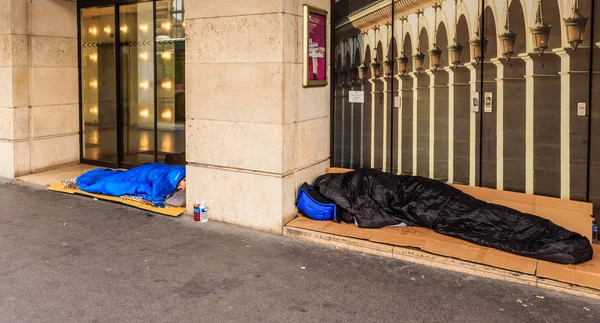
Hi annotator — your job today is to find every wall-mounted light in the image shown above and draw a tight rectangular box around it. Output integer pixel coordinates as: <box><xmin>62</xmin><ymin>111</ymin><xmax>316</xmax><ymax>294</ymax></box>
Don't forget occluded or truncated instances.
<box><xmin>139</xmin><ymin>80</ymin><xmax>149</xmax><ymax>89</ymax></box>
<box><xmin>358</xmin><ymin>64</ymin><xmax>368</xmax><ymax>80</ymax></box>
<box><xmin>429</xmin><ymin>46</ymin><xmax>442</xmax><ymax>72</ymax></box>
<box><xmin>89</xmin><ymin>106</ymin><xmax>98</xmax><ymax>114</ymax></box>
<box><xmin>140</xmin><ymin>109</ymin><xmax>149</xmax><ymax>118</ymax></box>
<box><xmin>161</xmin><ymin>80</ymin><xmax>172</xmax><ymax>89</ymax></box>
<box><xmin>383</xmin><ymin>58</ymin><xmax>393</xmax><ymax>77</ymax></box>
<box><xmin>448</xmin><ymin>43</ymin><xmax>463</xmax><ymax>68</ymax></box>
<box><xmin>530</xmin><ymin>0</ymin><xmax>551</xmax><ymax>55</ymax></box>
<box><xmin>430</xmin><ymin>4</ymin><xmax>442</xmax><ymax>72</ymax></box>
<box><xmin>564</xmin><ymin>0</ymin><xmax>588</xmax><ymax>50</ymax></box>
<box><xmin>120</xmin><ymin>25</ymin><xmax>128</xmax><ymax>33</ymax></box>
<box><xmin>161</xmin><ymin>51</ymin><xmax>172</xmax><ymax>60</ymax></box>
<box><xmin>397</xmin><ymin>53</ymin><xmax>409</xmax><ymax>76</ymax></box>
<box><xmin>139</xmin><ymin>52</ymin><xmax>149</xmax><ymax>60</ymax></box>
<box><xmin>139</xmin><ymin>24</ymin><xmax>148</xmax><ymax>32</ymax></box>
<box><xmin>448</xmin><ymin>0</ymin><xmax>463</xmax><ymax>68</ymax></box>
<box><xmin>414</xmin><ymin>11</ymin><xmax>425</xmax><ymax>74</ymax></box>
<box><xmin>413</xmin><ymin>52</ymin><xmax>425</xmax><ymax>74</ymax></box>
<box><xmin>498</xmin><ymin>4</ymin><xmax>517</xmax><ymax>60</ymax></box>
<box><xmin>88</xmin><ymin>26</ymin><xmax>98</xmax><ymax>36</ymax></box>
<box><xmin>89</xmin><ymin>80</ymin><xmax>98</xmax><ymax>88</ymax></box>
<box><xmin>103</xmin><ymin>25</ymin><xmax>112</xmax><ymax>34</ymax></box>
<box><xmin>370</xmin><ymin>58</ymin><xmax>381</xmax><ymax>78</ymax></box>
<box><xmin>470</xmin><ymin>1</ymin><xmax>488</xmax><ymax>65</ymax></box>
<box><xmin>470</xmin><ymin>37</ymin><xmax>488</xmax><ymax>65</ymax></box>
<box><xmin>89</xmin><ymin>54</ymin><xmax>98</xmax><ymax>62</ymax></box>
<box><xmin>161</xmin><ymin>22</ymin><xmax>171</xmax><ymax>30</ymax></box>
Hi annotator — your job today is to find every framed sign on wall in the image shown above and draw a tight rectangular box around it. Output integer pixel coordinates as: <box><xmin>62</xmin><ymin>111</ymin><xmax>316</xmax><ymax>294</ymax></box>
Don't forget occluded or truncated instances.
<box><xmin>302</xmin><ymin>5</ymin><xmax>328</xmax><ymax>88</ymax></box>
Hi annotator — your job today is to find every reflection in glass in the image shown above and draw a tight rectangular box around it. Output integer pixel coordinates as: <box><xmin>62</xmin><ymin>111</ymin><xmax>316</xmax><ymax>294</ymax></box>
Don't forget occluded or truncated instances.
<box><xmin>120</xmin><ymin>2</ymin><xmax>156</xmax><ymax>165</ymax></box>
<box><xmin>156</xmin><ymin>0</ymin><xmax>186</xmax><ymax>162</ymax></box>
<box><xmin>80</xmin><ymin>6</ymin><xmax>117</xmax><ymax>163</ymax></box>
<box><xmin>79</xmin><ymin>1</ymin><xmax>185</xmax><ymax>167</ymax></box>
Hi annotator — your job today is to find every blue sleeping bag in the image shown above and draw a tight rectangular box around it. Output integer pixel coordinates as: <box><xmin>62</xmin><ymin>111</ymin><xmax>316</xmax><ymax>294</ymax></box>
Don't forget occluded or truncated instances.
<box><xmin>76</xmin><ymin>163</ymin><xmax>185</xmax><ymax>207</ymax></box>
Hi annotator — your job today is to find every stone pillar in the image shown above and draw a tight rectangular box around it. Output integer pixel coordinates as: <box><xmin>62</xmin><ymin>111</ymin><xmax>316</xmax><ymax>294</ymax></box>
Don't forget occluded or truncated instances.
<box><xmin>333</xmin><ymin>82</ymin><xmax>343</xmax><ymax>165</ymax></box>
<box><xmin>361</xmin><ymin>78</ymin><xmax>372</xmax><ymax>168</ymax></box>
<box><xmin>0</xmin><ymin>0</ymin><xmax>28</xmax><ymax>179</ymax></box>
<box><xmin>368</xmin><ymin>77</ymin><xmax>384</xmax><ymax>169</ymax></box>
<box><xmin>492</xmin><ymin>58</ymin><xmax>526</xmax><ymax>192</ymax></box>
<box><xmin>381</xmin><ymin>76</ymin><xmax>391</xmax><ymax>172</ymax></box>
<box><xmin>429</xmin><ymin>69</ymin><xmax>449</xmax><ymax>181</ymax></box>
<box><xmin>185</xmin><ymin>0</ymin><xmax>331</xmax><ymax>233</ymax></box>
<box><xmin>479</xmin><ymin>61</ymin><xmax>497</xmax><ymax>189</ymax></box>
<box><xmin>445</xmin><ymin>65</ymin><xmax>470</xmax><ymax>184</ymax></box>
<box><xmin>466</xmin><ymin>63</ymin><xmax>480</xmax><ymax>186</ymax></box>
<box><xmin>341</xmin><ymin>82</ymin><xmax>352</xmax><ymax>168</ymax></box>
<box><xmin>519</xmin><ymin>53</ymin><xmax>561</xmax><ymax>197</ymax></box>
<box><xmin>349</xmin><ymin>79</ymin><xmax>361</xmax><ymax>167</ymax></box>
<box><xmin>556</xmin><ymin>47</ymin><xmax>599</xmax><ymax>201</ymax></box>
<box><xmin>0</xmin><ymin>0</ymin><xmax>78</xmax><ymax>179</ymax></box>
<box><xmin>395</xmin><ymin>74</ymin><xmax>413</xmax><ymax>175</ymax></box>
<box><xmin>410</xmin><ymin>72</ymin><xmax>430</xmax><ymax>177</ymax></box>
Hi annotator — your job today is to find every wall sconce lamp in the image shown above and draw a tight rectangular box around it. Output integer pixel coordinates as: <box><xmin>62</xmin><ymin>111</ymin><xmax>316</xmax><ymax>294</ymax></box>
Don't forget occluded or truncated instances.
<box><xmin>530</xmin><ymin>0</ymin><xmax>551</xmax><ymax>55</ymax></box>
<box><xmin>370</xmin><ymin>58</ymin><xmax>381</xmax><ymax>78</ymax></box>
<box><xmin>563</xmin><ymin>0</ymin><xmax>588</xmax><ymax>50</ymax></box>
<box><xmin>397</xmin><ymin>53</ymin><xmax>409</xmax><ymax>76</ymax></box>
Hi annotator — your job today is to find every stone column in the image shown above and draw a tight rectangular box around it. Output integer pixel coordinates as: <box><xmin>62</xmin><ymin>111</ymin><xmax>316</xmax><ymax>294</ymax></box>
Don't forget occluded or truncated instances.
<box><xmin>445</xmin><ymin>65</ymin><xmax>470</xmax><ymax>184</ymax></box>
<box><xmin>349</xmin><ymin>79</ymin><xmax>361</xmax><ymax>167</ymax></box>
<box><xmin>0</xmin><ymin>0</ymin><xmax>78</xmax><ymax>179</ymax></box>
<box><xmin>519</xmin><ymin>53</ymin><xmax>561</xmax><ymax>197</ymax></box>
<box><xmin>333</xmin><ymin>82</ymin><xmax>344</xmax><ymax>165</ymax></box>
<box><xmin>429</xmin><ymin>69</ymin><xmax>449</xmax><ymax>181</ymax></box>
<box><xmin>368</xmin><ymin>77</ymin><xmax>384</xmax><ymax>169</ymax></box>
<box><xmin>381</xmin><ymin>76</ymin><xmax>391</xmax><ymax>172</ymax></box>
<box><xmin>555</xmin><ymin>47</ymin><xmax>599</xmax><ymax>201</ymax></box>
<box><xmin>410</xmin><ymin>72</ymin><xmax>430</xmax><ymax>177</ymax></box>
<box><xmin>0</xmin><ymin>0</ymin><xmax>29</xmax><ymax>179</ymax></box>
<box><xmin>492</xmin><ymin>58</ymin><xmax>526</xmax><ymax>192</ymax></box>
<box><xmin>395</xmin><ymin>74</ymin><xmax>413</xmax><ymax>175</ymax></box>
<box><xmin>361</xmin><ymin>78</ymin><xmax>373</xmax><ymax>168</ymax></box>
<box><xmin>341</xmin><ymin>81</ymin><xmax>352</xmax><ymax>168</ymax></box>
<box><xmin>185</xmin><ymin>0</ymin><xmax>331</xmax><ymax>233</ymax></box>
<box><xmin>466</xmin><ymin>63</ymin><xmax>480</xmax><ymax>186</ymax></box>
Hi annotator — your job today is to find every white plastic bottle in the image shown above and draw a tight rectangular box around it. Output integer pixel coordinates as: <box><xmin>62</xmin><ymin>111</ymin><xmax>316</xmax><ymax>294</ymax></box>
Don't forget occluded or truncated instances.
<box><xmin>200</xmin><ymin>201</ymin><xmax>208</xmax><ymax>223</ymax></box>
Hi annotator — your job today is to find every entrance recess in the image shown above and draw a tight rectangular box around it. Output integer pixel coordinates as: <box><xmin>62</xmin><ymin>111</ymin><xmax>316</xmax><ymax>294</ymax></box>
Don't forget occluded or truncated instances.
<box><xmin>78</xmin><ymin>0</ymin><xmax>185</xmax><ymax>168</ymax></box>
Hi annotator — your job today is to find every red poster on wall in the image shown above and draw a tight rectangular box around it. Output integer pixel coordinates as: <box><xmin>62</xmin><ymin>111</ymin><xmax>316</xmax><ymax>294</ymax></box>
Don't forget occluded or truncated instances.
<box><xmin>303</xmin><ymin>6</ymin><xmax>327</xmax><ymax>87</ymax></box>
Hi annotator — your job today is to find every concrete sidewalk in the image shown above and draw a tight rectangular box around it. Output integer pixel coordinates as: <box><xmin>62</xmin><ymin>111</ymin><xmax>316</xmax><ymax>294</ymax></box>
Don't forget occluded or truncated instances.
<box><xmin>0</xmin><ymin>181</ymin><xmax>597</xmax><ymax>323</ymax></box>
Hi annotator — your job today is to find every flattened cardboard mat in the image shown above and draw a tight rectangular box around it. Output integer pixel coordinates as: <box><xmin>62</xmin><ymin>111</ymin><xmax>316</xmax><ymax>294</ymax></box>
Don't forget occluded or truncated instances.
<box><xmin>287</xmin><ymin>216</ymin><xmax>600</xmax><ymax>290</ymax></box>
<box><xmin>47</xmin><ymin>183</ymin><xmax>185</xmax><ymax>217</ymax></box>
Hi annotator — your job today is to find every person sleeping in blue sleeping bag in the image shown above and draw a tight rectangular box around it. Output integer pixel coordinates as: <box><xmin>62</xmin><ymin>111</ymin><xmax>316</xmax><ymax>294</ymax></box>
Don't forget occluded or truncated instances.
<box><xmin>76</xmin><ymin>163</ymin><xmax>186</xmax><ymax>207</ymax></box>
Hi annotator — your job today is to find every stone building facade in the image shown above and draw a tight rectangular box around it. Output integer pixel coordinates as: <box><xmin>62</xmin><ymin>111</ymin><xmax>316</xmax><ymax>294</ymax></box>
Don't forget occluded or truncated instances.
<box><xmin>332</xmin><ymin>0</ymin><xmax>600</xmax><ymax>217</ymax></box>
<box><xmin>0</xmin><ymin>0</ymin><xmax>331</xmax><ymax>233</ymax></box>
<box><xmin>0</xmin><ymin>0</ymin><xmax>598</xmax><ymax>232</ymax></box>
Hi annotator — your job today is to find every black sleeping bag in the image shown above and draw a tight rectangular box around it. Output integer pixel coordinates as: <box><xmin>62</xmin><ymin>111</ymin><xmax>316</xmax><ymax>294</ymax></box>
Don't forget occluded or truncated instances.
<box><xmin>313</xmin><ymin>168</ymin><xmax>593</xmax><ymax>264</ymax></box>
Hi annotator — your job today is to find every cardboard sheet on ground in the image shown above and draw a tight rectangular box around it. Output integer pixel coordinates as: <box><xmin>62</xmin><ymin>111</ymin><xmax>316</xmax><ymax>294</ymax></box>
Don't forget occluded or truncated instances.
<box><xmin>287</xmin><ymin>215</ymin><xmax>600</xmax><ymax>290</ymax></box>
<box><xmin>47</xmin><ymin>183</ymin><xmax>185</xmax><ymax>217</ymax></box>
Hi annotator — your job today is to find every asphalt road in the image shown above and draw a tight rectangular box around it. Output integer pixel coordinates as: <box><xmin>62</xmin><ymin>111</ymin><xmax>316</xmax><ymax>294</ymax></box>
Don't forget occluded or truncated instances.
<box><xmin>0</xmin><ymin>181</ymin><xmax>597</xmax><ymax>323</ymax></box>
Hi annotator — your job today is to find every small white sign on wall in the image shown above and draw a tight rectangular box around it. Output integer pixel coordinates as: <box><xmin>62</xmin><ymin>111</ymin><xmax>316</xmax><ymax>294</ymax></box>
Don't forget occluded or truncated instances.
<box><xmin>394</xmin><ymin>96</ymin><xmax>401</xmax><ymax>108</ymax></box>
<box><xmin>471</xmin><ymin>92</ymin><xmax>479</xmax><ymax>112</ymax></box>
<box><xmin>349</xmin><ymin>91</ymin><xmax>364</xmax><ymax>103</ymax></box>
<box><xmin>484</xmin><ymin>92</ymin><xmax>493</xmax><ymax>113</ymax></box>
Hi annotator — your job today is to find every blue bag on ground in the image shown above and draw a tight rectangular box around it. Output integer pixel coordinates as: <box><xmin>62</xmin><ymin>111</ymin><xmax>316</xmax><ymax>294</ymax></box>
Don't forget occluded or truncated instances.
<box><xmin>296</xmin><ymin>182</ymin><xmax>337</xmax><ymax>221</ymax></box>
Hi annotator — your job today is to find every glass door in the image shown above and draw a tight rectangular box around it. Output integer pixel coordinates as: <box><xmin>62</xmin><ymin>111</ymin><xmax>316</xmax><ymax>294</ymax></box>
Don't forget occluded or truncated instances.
<box><xmin>80</xmin><ymin>6</ymin><xmax>118</xmax><ymax>165</ymax></box>
<box><xmin>119</xmin><ymin>2</ymin><xmax>156</xmax><ymax>166</ymax></box>
<box><xmin>79</xmin><ymin>0</ymin><xmax>186</xmax><ymax>168</ymax></box>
